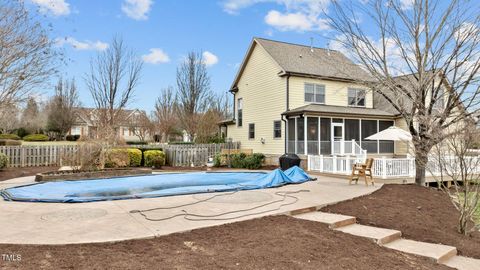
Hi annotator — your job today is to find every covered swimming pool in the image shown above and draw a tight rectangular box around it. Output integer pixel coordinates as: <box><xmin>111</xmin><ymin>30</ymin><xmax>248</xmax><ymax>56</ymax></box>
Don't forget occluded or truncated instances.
<box><xmin>0</xmin><ymin>166</ymin><xmax>314</xmax><ymax>203</ymax></box>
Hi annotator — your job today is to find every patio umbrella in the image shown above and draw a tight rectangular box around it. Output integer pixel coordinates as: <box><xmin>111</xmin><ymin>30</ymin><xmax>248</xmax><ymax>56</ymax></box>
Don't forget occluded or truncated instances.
<box><xmin>365</xmin><ymin>126</ymin><xmax>412</xmax><ymax>141</ymax></box>
<box><xmin>365</xmin><ymin>126</ymin><xmax>412</xmax><ymax>157</ymax></box>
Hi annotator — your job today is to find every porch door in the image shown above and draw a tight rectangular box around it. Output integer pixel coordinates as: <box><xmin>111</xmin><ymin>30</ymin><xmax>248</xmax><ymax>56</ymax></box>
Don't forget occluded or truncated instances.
<box><xmin>331</xmin><ymin>123</ymin><xmax>344</xmax><ymax>155</ymax></box>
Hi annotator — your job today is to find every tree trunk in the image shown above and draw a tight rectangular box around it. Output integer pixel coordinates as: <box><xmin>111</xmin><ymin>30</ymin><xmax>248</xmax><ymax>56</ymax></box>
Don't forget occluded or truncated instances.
<box><xmin>415</xmin><ymin>152</ymin><xmax>428</xmax><ymax>186</ymax></box>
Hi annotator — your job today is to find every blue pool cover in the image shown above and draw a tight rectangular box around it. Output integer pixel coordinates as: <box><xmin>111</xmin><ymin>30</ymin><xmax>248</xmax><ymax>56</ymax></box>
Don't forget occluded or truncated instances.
<box><xmin>0</xmin><ymin>166</ymin><xmax>314</xmax><ymax>203</ymax></box>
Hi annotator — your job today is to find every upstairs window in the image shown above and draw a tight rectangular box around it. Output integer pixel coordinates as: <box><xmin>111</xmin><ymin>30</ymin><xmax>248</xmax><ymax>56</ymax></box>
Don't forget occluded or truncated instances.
<box><xmin>248</xmin><ymin>123</ymin><xmax>255</xmax><ymax>139</ymax></box>
<box><xmin>273</xmin><ymin>121</ymin><xmax>281</xmax><ymax>138</ymax></box>
<box><xmin>237</xmin><ymin>98</ymin><xmax>243</xmax><ymax>127</ymax></box>
<box><xmin>433</xmin><ymin>87</ymin><xmax>445</xmax><ymax>110</ymax></box>
<box><xmin>348</xmin><ymin>88</ymin><xmax>366</xmax><ymax>107</ymax></box>
<box><xmin>304</xmin><ymin>83</ymin><xmax>325</xmax><ymax>104</ymax></box>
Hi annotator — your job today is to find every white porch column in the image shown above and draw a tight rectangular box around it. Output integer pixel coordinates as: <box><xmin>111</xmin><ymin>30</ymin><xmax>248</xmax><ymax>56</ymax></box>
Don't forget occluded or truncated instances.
<box><xmin>294</xmin><ymin>118</ymin><xmax>297</xmax><ymax>154</ymax></box>
<box><xmin>304</xmin><ymin>116</ymin><xmax>308</xmax><ymax>155</ymax></box>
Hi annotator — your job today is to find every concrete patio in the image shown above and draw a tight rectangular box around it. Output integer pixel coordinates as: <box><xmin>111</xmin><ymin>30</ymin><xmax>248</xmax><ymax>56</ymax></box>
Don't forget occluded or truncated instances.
<box><xmin>0</xmin><ymin>173</ymin><xmax>381</xmax><ymax>245</ymax></box>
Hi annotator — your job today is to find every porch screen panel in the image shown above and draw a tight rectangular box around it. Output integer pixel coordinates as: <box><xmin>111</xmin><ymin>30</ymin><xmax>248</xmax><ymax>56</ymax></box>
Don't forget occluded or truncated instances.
<box><xmin>344</xmin><ymin>119</ymin><xmax>360</xmax><ymax>141</ymax></box>
<box><xmin>287</xmin><ymin>118</ymin><xmax>296</xmax><ymax>153</ymax></box>
<box><xmin>297</xmin><ymin>117</ymin><xmax>305</xmax><ymax>154</ymax></box>
<box><xmin>379</xmin><ymin>120</ymin><xmax>394</xmax><ymax>153</ymax></box>
<box><xmin>307</xmin><ymin>117</ymin><xmax>319</xmax><ymax>155</ymax></box>
<box><xmin>361</xmin><ymin>120</ymin><xmax>378</xmax><ymax>153</ymax></box>
<box><xmin>320</xmin><ymin>118</ymin><xmax>331</xmax><ymax>155</ymax></box>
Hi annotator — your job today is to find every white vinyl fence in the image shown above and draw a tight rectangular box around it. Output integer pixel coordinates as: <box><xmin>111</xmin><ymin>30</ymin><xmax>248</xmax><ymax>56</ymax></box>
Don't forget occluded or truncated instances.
<box><xmin>0</xmin><ymin>142</ymin><xmax>241</xmax><ymax>168</ymax></box>
<box><xmin>308</xmin><ymin>155</ymin><xmax>416</xmax><ymax>179</ymax></box>
<box><xmin>308</xmin><ymin>154</ymin><xmax>480</xmax><ymax>179</ymax></box>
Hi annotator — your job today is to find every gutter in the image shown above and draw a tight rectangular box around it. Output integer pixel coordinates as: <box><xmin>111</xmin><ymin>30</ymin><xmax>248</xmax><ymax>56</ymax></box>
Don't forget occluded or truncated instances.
<box><xmin>283</xmin><ymin>75</ymin><xmax>290</xmax><ymax>154</ymax></box>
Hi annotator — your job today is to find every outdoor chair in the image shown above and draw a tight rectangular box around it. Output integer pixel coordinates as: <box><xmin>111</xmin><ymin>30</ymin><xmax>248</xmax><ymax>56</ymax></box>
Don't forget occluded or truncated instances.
<box><xmin>349</xmin><ymin>158</ymin><xmax>375</xmax><ymax>186</ymax></box>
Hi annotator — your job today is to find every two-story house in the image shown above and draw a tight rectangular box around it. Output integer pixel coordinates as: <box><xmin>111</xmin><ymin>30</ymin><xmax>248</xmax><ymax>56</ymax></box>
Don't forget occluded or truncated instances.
<box><xmin>221</xmin><ymin>38</ymin><xmax>411</xmax><ymax>163</ymax></box>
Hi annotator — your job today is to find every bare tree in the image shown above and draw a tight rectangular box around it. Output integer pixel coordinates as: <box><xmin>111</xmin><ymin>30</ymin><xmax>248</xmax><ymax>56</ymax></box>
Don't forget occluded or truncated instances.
<box><xmin>46</xmin><ymin>78</ymin><xmax>80</xmax><ymax>139</ymax></box>
<box><xmin>0</xmin><ymin>102</ymin><xmax>20</xmax><ymax>134</ymax></box>
<box><xmin>196</xmin><ymin>92</ymin><xmax>231</xmax><ymax>143</ymax></box>
<box><xmin>429</xmin><ymin>125</ymin><xmax>480</xmax><ymax>235</ymax></box>
<box><xmin>327</xmin><ymin>0</ymin><xmax>480</xmax><ymax>185</ymax></box>
<box><xmin>153</xmin><ymin>87</ymin><xmax>179</xmax><ymax>142</ymax></box>
<box><xmin>21</xmin><ymin>97</ymin><xmax>45</xmax><ymax>134</ymax></box>
<box><xmin>176</xmin><ymin>52</ymin><xmax>211</xmax><ymax>141</ymax></box>
<box><xmin>85</xmin><ymin>36</ymin><xmax>143</xmax><ymax>144</ymax></box>
<box><xmin>0</xmin><ymin>0</ymin><xmax>57</xmax><ymax>109</ymax></box>
<box><xmin>127</xmin><ymin>111</ymin><xmax>153</xmax><ymax>142</ymax></box>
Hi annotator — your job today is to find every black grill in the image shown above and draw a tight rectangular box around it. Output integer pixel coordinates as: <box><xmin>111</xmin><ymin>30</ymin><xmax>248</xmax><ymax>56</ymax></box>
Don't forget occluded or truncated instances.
<box><xmin>279</xmin><ymin>153</ymin><xmax>301</xmax><ymax>171</ymax></box>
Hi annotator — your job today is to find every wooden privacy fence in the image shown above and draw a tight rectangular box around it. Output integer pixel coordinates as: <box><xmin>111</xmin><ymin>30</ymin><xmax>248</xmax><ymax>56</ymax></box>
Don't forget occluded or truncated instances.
<box><xmin>0</xmin><ymin>142</ymin><xmax>241</xmax><ymax>168</ymax></box>
<box><xmin>160</xmin><ymin>142</ymin><xmax>241</xmax><ymax>167</ymax></box>
<box><xmin>0</xmin><ymin>145</ymin><xmax>79</xmax><ymax>167</ymax></box>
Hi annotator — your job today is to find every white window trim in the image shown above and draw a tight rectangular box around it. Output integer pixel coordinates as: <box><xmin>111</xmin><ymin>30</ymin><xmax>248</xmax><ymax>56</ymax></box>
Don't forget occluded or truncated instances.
<box><xmin>348</xmin><ymin>88</ymin><xmax>366</xmax><ymax>107</ymax></box>
<box><xmin>304</xmin><ymin>83</ymin><xmax>326</xmax><ymax>104</ymax></box>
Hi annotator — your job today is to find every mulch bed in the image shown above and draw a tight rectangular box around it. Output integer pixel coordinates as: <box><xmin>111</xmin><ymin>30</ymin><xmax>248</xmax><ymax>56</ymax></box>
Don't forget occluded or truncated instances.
<box><xmin>323</xmin><ymin>184</ymin><xmax>480</xmax><ymax>259</ymax></box>
<box><xmin>0</xmin><ymin>216</ymin><xmax>450</xmax><ymax>270</ymax></box>
<box><xmin>0</xmin><ymin>167</ymin><xmax>59</xmax><ymax>182</ymax></box>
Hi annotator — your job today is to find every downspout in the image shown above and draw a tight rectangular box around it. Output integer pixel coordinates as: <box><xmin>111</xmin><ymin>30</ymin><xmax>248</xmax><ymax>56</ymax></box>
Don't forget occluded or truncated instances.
<box><xmin>282</xmin><ymin>74</ymin><xmax>290</xmax><ymax>154</ymax></box>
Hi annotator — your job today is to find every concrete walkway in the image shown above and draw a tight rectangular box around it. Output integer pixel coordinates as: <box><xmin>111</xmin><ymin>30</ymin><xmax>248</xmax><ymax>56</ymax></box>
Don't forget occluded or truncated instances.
<box><xmin>295</xmin><ymin>211</ymin><xmax>480</xmax><ymax>270</ymax></box>
<box><xmin>0</xmin><ymin>173</ymin><xmax>380</xmax><ymax>245</ymax></box>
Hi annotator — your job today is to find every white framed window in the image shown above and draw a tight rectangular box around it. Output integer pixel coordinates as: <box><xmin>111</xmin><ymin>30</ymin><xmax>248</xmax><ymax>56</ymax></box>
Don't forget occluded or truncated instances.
<box><xmin>71</xmin><ymin>126</ymin><xmax>81</xmax><ymax>135</ymax></box>
<box><xmin>304</xmin><ymin>83</ymin><xmax>325</xmax><ymax>103</ymax></box>
<box><xmin>273</xmin><ymin>121</ymin><xmax>281</xmax><ymax>138</ymax></box>
<box><xmin>248</xmin><ymin>123</ymin><xmax>255</xmax><ymax>139</ymax></box>
<box><xmin>237</xmin><ymin>98</ymin><xmax>243</xmax><ymax>127</ymax></box>
<box><xmin>348</xmin><ymin>88</ymin><xmax>366</xmax><ymax>107</ymax></box>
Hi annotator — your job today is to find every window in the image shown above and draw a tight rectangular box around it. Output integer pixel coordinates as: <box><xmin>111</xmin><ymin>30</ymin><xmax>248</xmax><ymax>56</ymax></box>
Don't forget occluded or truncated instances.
<box><xmin>433</xmin><ymin>87</ymin><xmax>445</xmax><ymax>110</ymax></box>
<box><xmin>287</xmin><ymin>118</ymin><xmax>296</xmax><ymax>153</ymax></box>
<box><xmin>379</xmin><ymin>121</ymin><xmax>394</xmax><ymax>153</ymax></box>
<box><xmin>345</xmin><ymin>119</ymin><xmax>360</xmax><ymax>141</ymax></box>
<box><xmin>273</xmin><ymin>121</ymin><xmax>281</xmax><ymax>138</ymax></box>
<box><xmin>248</xmin><ymin>123</ymin><xmax>255</xmax><ymax>139</ymax></box>
<box><xmin>348</xmin><ymin>88</ymin><xmax>366</xmax><ymax>107</ymax></box>
<box><xmin>304</xmin><ymin>83</ymin><xmax>325</xmax><ymax>103</ymax></box>
<box><xmin>237</xmin><ymin>98</ymin><xmax>243</xmax><ymax>127</ymax></box>
<box><xmin>361</xmin><ymin>120</ymin><xmax>378</xmax><ymax>153</ymax></box>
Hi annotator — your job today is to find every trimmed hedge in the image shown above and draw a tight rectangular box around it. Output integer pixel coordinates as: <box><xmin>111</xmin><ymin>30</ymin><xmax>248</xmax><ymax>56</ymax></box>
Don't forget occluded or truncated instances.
<box><xmin>127</xmin><ymin>148</ymin><xmax>142</xmax><ymax>167</ymax></box>
<box><xmin>230</xmin><ymin>153</ymin><xmax>265</xmax><ymax>170</ymax></box>
<box><xmin>126</xmin><ymin>141</ymin><xmax>148</xmax><ymax>145</ymax></box>
<box><xmin>0</xmin><ymin>153</ymin><xmax>8</xmax><ymax>170</ymax></box>
<box><xmin>105</xmin><ymin>149</ymin><xmax>130</xmax><ymax>168</ymax></box>
<box><xmin>0</xmin><ymin>139</ymin><xmax>22</xmax><ymax>146</ymax></box>
<box><xmin>144</xmin><ymin>150</ymin><xmax>166</xmax><ymax>168</ymax></box>
<box><xmin>66</xmin><ymin>135</ymin><xmax>81</xmax><ymax>141</ymax></box>
<box><xmin>23</xmin><ymin>134</ymin><xmax>49</xmax><ymax>142</ymax></box>
<box><xmin>0</xmin><ymin>134</ymin><xmax>21</xmax><ymax>140</ymax></box>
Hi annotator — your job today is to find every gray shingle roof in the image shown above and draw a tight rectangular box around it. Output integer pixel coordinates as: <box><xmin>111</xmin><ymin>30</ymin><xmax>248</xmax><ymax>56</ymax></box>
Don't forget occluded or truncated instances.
<box><xmin>283</xmin><ymin>104</ymin><xmax>396</xmax><ymax>118</ymax></box>
<box><xmin>256</xmin><ymin>38</ymin><xmax>375</xmax><ymax>82</ymax></box>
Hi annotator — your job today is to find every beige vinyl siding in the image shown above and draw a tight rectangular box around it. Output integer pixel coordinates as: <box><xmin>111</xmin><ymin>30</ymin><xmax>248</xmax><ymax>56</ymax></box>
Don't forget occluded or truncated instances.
<box><xmin>288</xmin><ymin>77</ymin><xmax>373</xmax><ymax>109</ymax></box>
<box><xmin>227</xmin><ymin>43</ymin><xmax>286</xmax><ymax>155</ymax></box>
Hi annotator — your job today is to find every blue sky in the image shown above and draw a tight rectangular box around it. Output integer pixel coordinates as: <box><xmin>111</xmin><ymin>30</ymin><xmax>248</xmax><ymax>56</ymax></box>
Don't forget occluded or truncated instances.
<box><xmin>27</xmin><ymin>0</ymin><xmax>333</xmax><ymax>111</ymax></box>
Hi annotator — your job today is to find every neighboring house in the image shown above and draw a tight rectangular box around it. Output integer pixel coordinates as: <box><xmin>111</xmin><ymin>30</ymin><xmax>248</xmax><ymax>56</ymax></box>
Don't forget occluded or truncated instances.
<box><xmin>220</xmin><ymin>38</ymin><xmax>448</xmax><ymax>162</ymax></box>
<box><xmin>68</xmin><ymin>107</ymin><xmax>151</xmax><ymax>142</ymax></box>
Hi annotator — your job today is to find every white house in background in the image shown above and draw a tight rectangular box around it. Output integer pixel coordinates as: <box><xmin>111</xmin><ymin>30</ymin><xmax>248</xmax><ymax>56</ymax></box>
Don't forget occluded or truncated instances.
<box><xmin>68</xmin><ymin>107</ymin><xmax>150</xmax><ymax>142</ymax></box>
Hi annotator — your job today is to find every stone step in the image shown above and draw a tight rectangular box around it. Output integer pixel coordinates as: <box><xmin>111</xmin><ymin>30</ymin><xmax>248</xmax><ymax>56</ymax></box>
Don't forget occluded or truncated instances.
<box><xmin>384</xmin><ymin>239</ymin><xmax>457</xmax><ymax>263</ymax></box>
<box><xmin>293</xmin><ymin>212</ymin><xmax>356</xmax><ymax>229</ymax></box>
<box><xmin>443</xmin><ymin>255</ymin><xmax>480</xmax><ymax>270</ymax></box>
<box><xmin>334</xmin><ymin>224</ymin><xmax>402</xmax><ymax>245</ymax></box>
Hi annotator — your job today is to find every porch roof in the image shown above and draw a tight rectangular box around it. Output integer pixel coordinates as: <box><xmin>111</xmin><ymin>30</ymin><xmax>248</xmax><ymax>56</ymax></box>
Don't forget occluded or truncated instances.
<box><xmin>283</xmin><ymin>104</ymin><xmax>397</xmax><ymax>118</ymax></box>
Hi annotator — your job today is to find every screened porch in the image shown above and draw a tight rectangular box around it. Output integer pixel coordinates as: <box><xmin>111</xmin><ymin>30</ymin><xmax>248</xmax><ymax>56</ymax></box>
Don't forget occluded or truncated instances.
<box><xmin>286</xmin><ymin>116</ymin><xmax>395</xmax><ymax>156</ymax></box>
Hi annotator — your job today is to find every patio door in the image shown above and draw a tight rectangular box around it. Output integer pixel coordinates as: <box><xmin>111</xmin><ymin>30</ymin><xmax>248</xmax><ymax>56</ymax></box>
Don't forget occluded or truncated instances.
<box><xmin>331</xmin><ymin>123</ymin><xmax>344</xmax><ymax>155</ymax></box>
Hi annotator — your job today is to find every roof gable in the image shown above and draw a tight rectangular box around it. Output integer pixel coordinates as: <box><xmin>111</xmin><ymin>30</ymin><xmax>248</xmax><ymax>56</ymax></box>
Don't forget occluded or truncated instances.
<box><xmin>230</xmin><ymin>38</ymin><xmax>375</xmax><ymax>90</ymax></box>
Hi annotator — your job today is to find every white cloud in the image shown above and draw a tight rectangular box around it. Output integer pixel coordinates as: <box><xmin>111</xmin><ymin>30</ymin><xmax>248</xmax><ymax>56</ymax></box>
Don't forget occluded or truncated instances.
<box><xmin>31</xmin><ymin>0</ymin><xmax>70</xmax><ymax>16</ymax></box>
<box><xmin>142</xmin><ymin>48</ymin><xmax>170</xmax><ymax>64</ymax></box>
<box><xmin>55</xmin><ymin>37</ymin><xmax>109</xmax><ymax>51</ymax></box>
<box><xmin>122</xmin><ymin>0</ymin><xmax>153</xmax><ymax>20</ymax></box>
<box><xmin>265</xmin><ymin>10</ymin><xmax>328</xmax><ymax>32</ymax></box>
<box><xmin>202</xmin><ymin>51</ymin><xmax>219</xmax><ymax>67</ymax></box>
<box><xmin>222</xmin><ymin>0</ymin><xmax>330</xmax><ymax>32</ymax></box>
